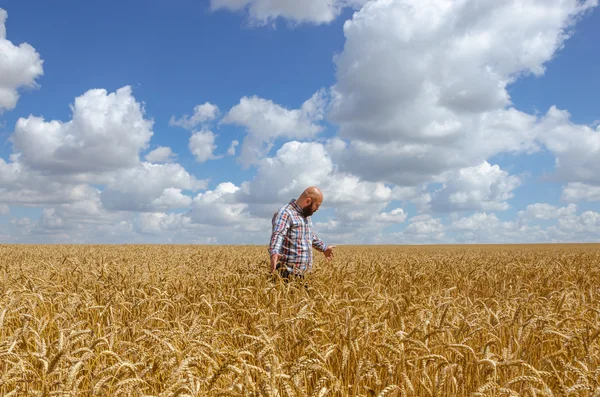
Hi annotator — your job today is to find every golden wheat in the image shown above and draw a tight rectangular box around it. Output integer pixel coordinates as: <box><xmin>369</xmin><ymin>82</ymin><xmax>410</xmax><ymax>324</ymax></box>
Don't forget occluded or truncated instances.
<box><xmin>0</xmin><ymin>244</ymin><xmax>599</xmax><ymax>396</ymax></box>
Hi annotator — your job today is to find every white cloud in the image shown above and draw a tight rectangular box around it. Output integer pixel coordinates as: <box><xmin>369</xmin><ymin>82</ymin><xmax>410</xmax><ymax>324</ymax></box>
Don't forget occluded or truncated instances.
<box><xmin>448</xmin><ymin>212</ymin><xmax>547</xmax><ymax>244</ymax></box>
<box><xmin>537</xmin><ymin>107</ymin><xmax>600</xmax><ymax>185</ymax></box>
<box><xmin>327</xmin><ymin>0</ymin><xmax>597</xmax><ymax>185</ymax></box>
<box><xmin>428</xmin><ymin>162</ymin><xmax>522</xmax><ymax>212</ymax></box>
<box><xmin>189</xmin><ymin>182</ymin><xmax>252</xmax><ymax>226</ymax></box>
<box><xmin>326</xmin><ymin>175</ymin><xmax>394</xmax><ymax>207</ymax></box>
<box><xmin>518</xmin><ymin>203</ymin><xmax>577</xmax><ymax>221</ymax></box>
<box><xmin>151</xmin><ymin>188</ymin><xmax>193</xmax><ymax>209</ymax></box>
<box><xmin>452</xmin><ymin>212</ymin><xmax>500</xmax><ymax>231</ymax></box>
<box><xmin>391</xmin><ymin>185</ymin><xmax>422</xmax><ymax>202</ymax></box>
<box><xmin>367</xmin><ymin>214</ymin><xmax>447</xmax><ymax>244</ymax></box>
<box><xmin>51</xmin><ymin>192</ymin><xmax>120</xmax><ymax>225</ymax></box>
<box><xmin>406</xmin><ymin>214</ymin><xmax>445</xmax><ymax>236</ymax></box>
<box><xmin>0</xmin><ymin>8</ymin><xmax>44</xmax><ymax>112</ymax></box>
<box><xmin>227</xmin><ymin>140</ymin><xmax>239</xmax><ymax>156</ymax></box>
<box><xmin>145</xmin><ymin>146</ymin><xmax>176</xmax><ymax>163</ymax></box>
<box><xmin>549</xmin><ymin>210</ymin><xmax>600</xmax><ymax>241</ymax></box>
<box><xmin>210</xmin><ymin>0</ymin><xmax>367</xmax><ymax>25</ymax></box>
<box><xmin>135</xmin><ymin>212</ymin><xmax>192</xmax><ymax>235</ymax></box>
<box><xmin>189</xmin><ymin>130</ymin><xmax>219</xmax><ymax>163</ymax></box>
<box><xmin>100</xmin><ymin>162</ymin><xmax>207</xmax><ymax>212</ymax></box>
<box><xmin>11</xmin><ymin>86</ymin><xmax>153</xmax><ymax>176</ymax></box>
<box><xmin>2</xmin><ymin>187</ymin><xmax>136</xmax><ymax>243</ymax></box>
<box><xmin>0</xmin><ymin>85</ymin><xmax>218</xmax><ymax>242</ymax></box>
<box><xmin>170</xmin><ymin>102</ymin><xmax>219</xmax><ymax>130</ymax></box>
<box><xmin>375</xmin><ymin>208</ymin><xmax>408</xmax><ymax>223</ymax></box>
<box><xmin>40</xmin><ymin>208</ymin><xmax>65</xmax><ymax>230</ymax></box>
<box><xmin>562</xmin><ymin>183</ymin><xmax>600</xmax><ymax>202</ymax></box>
<box><xmin>313</xmin><ymin>205</ymin><xmax>407</xmax><ymax>245</ymax></box>
<box><xmin>238</xmin><ymin>140</ymin><xmax>393</xmax><ymax>210</ymax></box>
<box><xmin>0</xmin><ymin>157</ymin><xmax>101</xmax><ymax>205</ymax></box>
<box><xmin>0</xmin><ymin>86</ymin><xmax>202</xmax><ymax>220</ymax></box>
<box><xmin>222</xmin><ymin>90</ymin><xmax>327</xmax><ymax>167</ymax></box>
<box><xmin>236</xmin><ymin>140</ymin><xmax>405</xmax><ymax>242</ymax></box>
<box><xmin>446</xmin><ymin>204</ymin><xmax>600</xmax><ymax>244</ymax></box>
<box><xmin>3</xmin><ymin>1</ymin><xmax>599</xmax><ymax>245</ymax></box>
<box><xmin>238</xmin><ymin>141</ymin><xmax>333</xmax><ymax>206</ymax></box>
<box><xmin>371</xmin><ymin>205</ymin><xmax>598</xmax><ymax>245</ymax></box>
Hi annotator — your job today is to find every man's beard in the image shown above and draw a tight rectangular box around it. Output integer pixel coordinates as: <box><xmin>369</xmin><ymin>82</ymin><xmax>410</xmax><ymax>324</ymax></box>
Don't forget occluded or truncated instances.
<box><xmin>302</xmin><ymin>205</ymin><xmax>314</xmax><ymax>217</ymax></box>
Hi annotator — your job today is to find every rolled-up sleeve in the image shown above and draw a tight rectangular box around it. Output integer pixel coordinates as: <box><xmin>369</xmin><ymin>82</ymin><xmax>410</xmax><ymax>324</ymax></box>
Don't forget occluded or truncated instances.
<box><xmin>269</xmin><ymin>211</ymin><xmax>290</xmax><ymax>256</ymax></box>
<box><xmin>312</xmin><ymin>232</ymin><xmax>327</xmax><ymax>252</ymax></box>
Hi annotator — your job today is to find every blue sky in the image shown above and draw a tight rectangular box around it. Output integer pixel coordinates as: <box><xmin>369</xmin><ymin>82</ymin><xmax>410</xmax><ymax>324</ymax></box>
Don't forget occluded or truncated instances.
<box><xmin>0</xmin><ymin>0</ymin><xmax>599</xmax><ymax>244</ymax></box>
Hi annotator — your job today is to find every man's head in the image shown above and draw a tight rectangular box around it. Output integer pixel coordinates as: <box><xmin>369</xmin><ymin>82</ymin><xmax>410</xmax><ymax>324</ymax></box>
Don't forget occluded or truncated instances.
<box><xmin>296</xmin><ymin>186</ymin><xmax>323</xmax><ymax>217</ymax></box>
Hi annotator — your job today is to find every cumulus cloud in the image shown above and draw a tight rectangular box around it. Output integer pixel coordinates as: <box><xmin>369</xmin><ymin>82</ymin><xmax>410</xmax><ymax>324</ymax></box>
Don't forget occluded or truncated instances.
<box><xmin>0</xmin><ymin>9</ymin><xmax>44</xmax><ymax>112</ymax></box>
<box><xmin>452</xmin><ymin>212</ymin><xmax>500</xmax><ymax>231</ymax></box>
<box><xmin>3</xmin><ymin>1</ymin><xmax>599</xmax><ymax>245</ymax></box>
<box><xmin>40</xmin><ymin>208</ymin><xmax>65</xmax><ymax>230</ymax></box>
<box><xmin>406</xmin><ymin>214</ymin><xmax>445</xmax><ymax>236</ymax></box>
<box><xmin>11</xmin><ymin>86</ymin><xmax>153</xmax><ymax>176</ymax></box>
<box><xmin>518</xmin><ymin>203</ymin><xmax>577</xmax><ymax>221</ymax></box>
<box><xmin>189</xmin><ymin>182</ymin><xmax>252</xmax><ymax>226</ymax></box>
<box><xmin>447</xmin><ymin>204</ymin><xmax>600</xmax><ymax>244</ymax></box>
<box><xmin>5</xmin><ymin>213</ymin><xmax>136</xmax><ymax>244</ymax></box>
<box><xmin>561</xmin><ymin>183</ymin><xmax>600</xmax><ymax>202</ymax></box>
<box><xmin>51</xmin><ymin>192</ymin><xmax>120</xmax><ymax>225</ymax></box>
<box><xmin>235</xmin><ymin>140</ymin><xmax>405</xmax><ymax>242</ymax></box>
<box><xmin>374</xmin><ymin>205</ymin><xmax>600</xmax><ymax>245</ymax></box>
<box><xmin>545</xmin><ymin>206</ymin><xmax>600</xmax><ymax>242</ymax></box>
<box><xmin>135</xmin><ymin>212</ymin><xmax>192</xmax><ymax>235</ymax></box>
<box><xmin>0</xmin><ymin>84</ymin><xmax>226</xmax><ymax>243</ymax></box>
<box><xmin>315</xmin><ymin>206</ymin><xmax>407</xmax><ymax>243</ymax></box>
<box><xmin>0</xmin><ymin>157</ymin><xmax>101</xmax><ymax>206</ymax></box>
<box><xmin>237</xmin><ymin>141</ymin><xmax>395</xmax><ymax>211</ymax></box>
<box><xmin>0</xmin><ymin>86</ymin><xmax>209</xmax><ymax>223</ymax></box>
<box><xmin>222</xmin><ymin>90</ymin><xmax>327</xmax><ymax>167</ymax></box>
<box><xmin>428</xmin><ymin>162</ymin><xmax>522</xmax><ymax>212</ymax></box>
<box><xmin>170</xmin><ymin>102</ymin><xmax>219</xmax><ymax>130</ymax></box>
<box><xmin>145</xmin><ymin>146</ymin><xmax>176</xmax><ymax>163</ymax></box>
<box><xmin>189</xmin><ymin>130</ymin><xmax>219</xmax><ymax>163</ymax></box>
<box><xmin>100</xmin><ymin>162</ymin><xmax>207</xmax><ymax>212</ymax></box>
<box><xmin>238</xmin><ymin>141</ymin><xmax>333</xmax><ymax>206</ymax></box>
<box><xmin>327</xmin><ymin>0</ymin><xmax>596</xmax><ymax>185</ymax></box>
<box><xmin>227</xmin><ymin>140</ymin><xmax>239</xmax><ymax>156</ymax></box>
<box><xmin>537</xmin><ymin>107</ymin><xmax>600</xmax><ymax>185</ymax></box>
<box><xmin>210</xmin><ymin>0</ymin><xmax>367</xmax><ymax>25</ymax></box>
<box><xmin>448</xmin><ymin>212</ymin><xmax>546</xmax><ymax>244</ymax></box>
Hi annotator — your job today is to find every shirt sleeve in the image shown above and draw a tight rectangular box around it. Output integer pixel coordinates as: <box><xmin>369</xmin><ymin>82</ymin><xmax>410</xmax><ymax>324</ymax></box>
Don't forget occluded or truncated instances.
<box><xmin>269</xmin><ymin>210</ymin><xmax>290</xmax><ymax>256</ymax></box>
<box><xmin>312</xmin><ymin>231</ymin><xmax>328</xmax><ymax>252</ymax></box>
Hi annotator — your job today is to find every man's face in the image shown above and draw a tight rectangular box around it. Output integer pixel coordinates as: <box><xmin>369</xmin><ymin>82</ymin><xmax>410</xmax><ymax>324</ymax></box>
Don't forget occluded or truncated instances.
<box><xmin>302</xmin><ymin>198</ymin><xmax>321</xmax><ymax>217</ymax></box>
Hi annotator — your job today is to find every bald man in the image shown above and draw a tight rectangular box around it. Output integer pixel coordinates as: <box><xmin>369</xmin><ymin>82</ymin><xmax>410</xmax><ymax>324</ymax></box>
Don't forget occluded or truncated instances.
<box><xmin>268</xmin><ymin>186</ymin><xmax>335</xmax><ymax>279</ymax></box>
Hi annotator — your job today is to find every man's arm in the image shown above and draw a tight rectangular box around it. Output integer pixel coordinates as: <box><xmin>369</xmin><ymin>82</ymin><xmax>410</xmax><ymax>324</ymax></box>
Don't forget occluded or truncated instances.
<box><xmin>313</xmin><ymin>232</ymin><xmax>335</xmax><ymax>260</ymax></box>
<box><xmin>268</xmin><ymin>210</ymin><xmax>290</xmax><ymax>272</ymax></box>
<box><xmin>312</xmin><ymin>232</ymin><xmax>327</xmax><ymax>252</ymax></box>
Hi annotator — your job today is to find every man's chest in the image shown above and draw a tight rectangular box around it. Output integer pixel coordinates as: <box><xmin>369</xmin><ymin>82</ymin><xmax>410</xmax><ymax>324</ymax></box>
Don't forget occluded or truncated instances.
<box><xmin>288</xmin><ymin>214</ymin><xmax>313</xmax><ymax>237</ymax></box>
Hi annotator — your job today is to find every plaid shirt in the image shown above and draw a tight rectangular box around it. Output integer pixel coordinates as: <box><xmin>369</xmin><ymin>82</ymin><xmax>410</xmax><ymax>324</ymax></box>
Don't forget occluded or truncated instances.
<box><xmin>269</xmin><ymin>199</ymin><xmax>328</xmax><ymax>274</ymax></box>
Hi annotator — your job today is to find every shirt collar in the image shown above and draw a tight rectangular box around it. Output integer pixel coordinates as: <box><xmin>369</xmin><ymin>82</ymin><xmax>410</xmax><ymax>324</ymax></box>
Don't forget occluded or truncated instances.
<box><xmin>289</xmin><ymin>199</ymin><xmax>304</xmax><ymax>216</ymax></box>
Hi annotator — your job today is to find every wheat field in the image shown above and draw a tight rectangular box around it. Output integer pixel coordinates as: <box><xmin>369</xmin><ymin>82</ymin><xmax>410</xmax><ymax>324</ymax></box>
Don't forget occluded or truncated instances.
<box><xmin>1</xmin><ymin>244</ymin><xmax>599</xmax><ymax>396</ymax></box>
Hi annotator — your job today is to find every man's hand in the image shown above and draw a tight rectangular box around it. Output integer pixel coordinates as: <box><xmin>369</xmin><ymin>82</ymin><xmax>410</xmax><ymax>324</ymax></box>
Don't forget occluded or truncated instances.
<box><xmin>270</xmin><ymin>254</ymin><xmax>281</xmax><ymax>273</ymax></box>
<box><xmin>324</xmin><ymin>245</ymin><xmax>335</xmax><ymax>261</ymax></box>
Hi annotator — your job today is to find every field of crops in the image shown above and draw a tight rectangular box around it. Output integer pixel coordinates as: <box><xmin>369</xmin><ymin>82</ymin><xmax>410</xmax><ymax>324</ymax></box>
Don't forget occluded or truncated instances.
<box><xmin>1</xmin><ymin>244</ymin><xmax>599</xmax><ymax>396</ymax></box>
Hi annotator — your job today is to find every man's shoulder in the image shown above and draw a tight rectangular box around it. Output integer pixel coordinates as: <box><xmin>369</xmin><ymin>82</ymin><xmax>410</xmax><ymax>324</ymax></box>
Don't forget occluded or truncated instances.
<box><xmin>274</xmin><ymin>200</ymin><xmax>305</xmax><ymax>221</ymax></box>
<box><xmin>273</xmin><ymin>202</ymin><xmax>293</xmax><ymax>219</ymax></box>
<box><xmin>280</xmin><ymin>200</ymin><xmax>298</xmax><ymax>213</ymax></box>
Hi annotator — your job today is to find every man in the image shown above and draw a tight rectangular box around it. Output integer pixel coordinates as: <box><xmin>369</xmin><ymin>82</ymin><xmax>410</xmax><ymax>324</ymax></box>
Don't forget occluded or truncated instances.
<box><xmin>268</xmin><ymin>186</ymin><xmax>335</xmax><ymax>280</ymax></box>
